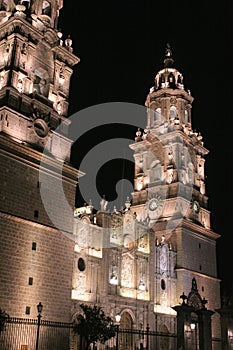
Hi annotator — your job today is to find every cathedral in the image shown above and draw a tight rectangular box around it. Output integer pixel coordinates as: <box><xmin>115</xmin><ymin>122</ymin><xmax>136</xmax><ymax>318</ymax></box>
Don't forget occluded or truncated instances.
<box><xmin>0</xmin><ymin>1</ymin><xmax>227</xmax><ymax>350</ymax></box>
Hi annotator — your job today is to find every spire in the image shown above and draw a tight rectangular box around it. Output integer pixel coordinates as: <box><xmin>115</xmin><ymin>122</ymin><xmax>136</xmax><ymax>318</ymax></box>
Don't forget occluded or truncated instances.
<box><xmin>163</xmin><ymin>43</ymin><xmax>174</xmax><ymax>68</ymax></box>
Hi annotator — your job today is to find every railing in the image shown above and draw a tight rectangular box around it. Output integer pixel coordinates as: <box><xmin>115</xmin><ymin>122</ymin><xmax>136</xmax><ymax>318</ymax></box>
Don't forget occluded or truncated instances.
<box><xmin>0</xmin><ymin>317</ymin><xmax>224</xmax><ymax>350</ymax></box>
<box><xmin>0</xmin><ymin>317</ymin><xmax>73</xmax><ymax>350</ymax></box>
<box><xmin>104</xmin><ymin>327</ymin><xmax>177</xmax><ymax>350</ymax></box>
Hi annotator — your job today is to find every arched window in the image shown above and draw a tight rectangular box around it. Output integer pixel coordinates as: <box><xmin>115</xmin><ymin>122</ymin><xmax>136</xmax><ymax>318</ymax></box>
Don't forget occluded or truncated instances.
<box><xmin>42</xmin><ymin>0</ymin><xmax>51</xmax><ymax>16</ymax></box>
<box><xmin>177</xmin><ymin>74</ymin><xmax>182</xmax><ymax>84</ymax></box>
<box><xmin>184</xmin><ymin>110</ymin><xmax>189</xmax><ymax>123</ymax></box>
<box><xmin>20</xmin><ymin>0</ymin><xmax>31</xmax><ymax>10</ymax></box>
<box><xmin>119</xmin><ymin>312</ymin><xmax>133</xmax><ymax>350</ymax></box>
<box><xmin>159</xmin><ymin>324</ymin><xmax>169</xmax><ymax>350</ymax></box>
<box><xmin>169</xmin><ymin>106</ymin><xmax>177</xmax><ymax>121</ymax></box>
<box><xmin>168</xmin><ymin>72</ymin><xmax>175</xmax><ymax>86</ymax></box>
<box><xmin>155</xmin><ymin>108</ymin><xmax>161</xmax><ymax>122</ymax></box>
<box><xmin>33</xmin><ymin>67</ymin><xmax>50</xmax><ymax>96</ymax></box>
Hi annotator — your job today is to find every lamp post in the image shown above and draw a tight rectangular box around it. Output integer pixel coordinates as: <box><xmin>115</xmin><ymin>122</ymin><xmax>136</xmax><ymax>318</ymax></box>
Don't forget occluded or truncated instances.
<box><xmin>35</xmin><ymin>302</ymin><xmax>43</xmax><ymax>350</ymax></box>
<box><xmin>115</xmin><ymin>314</ymin><xmax>121</xmax><ymax>350</ymax></box>
<box><xmin>190</xmin><ymin>322</ymin><xmax>198</xmax><ymax>350</ymax></box>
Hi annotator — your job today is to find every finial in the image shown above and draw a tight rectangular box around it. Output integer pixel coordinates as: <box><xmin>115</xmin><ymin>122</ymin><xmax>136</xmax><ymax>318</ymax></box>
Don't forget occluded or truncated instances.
<box><xmin>125</xmin><ymin>196</ymin><xmax>131</xmax><ymax>210</ymax></box>
<box><xmin>164</xmin><ymin>43</ymin><xmax>174</xmax><ymax>68</ymax></box>
<box><xmin>135</xmin><ymin>128</ymin><xmax>142</xmax><ymax>142</ymax></box>
<box><xmin>65</xmin><ymin>35</ymin><xmax>73</xmax><ymax>52</ymax></box>
<box><xmin>165</xmin><ymin>43</ymin><xmax>172</xmax><ymax>57</ymax></box>
<box><xmin>180</xmin><ymin>292</ymin><xmax>187</xmax><ymax>305</ymax></box>
<box><xmin>202</xmin><ymin>297</ymin><xmax>208</xmax><ymax>309</ymax></box>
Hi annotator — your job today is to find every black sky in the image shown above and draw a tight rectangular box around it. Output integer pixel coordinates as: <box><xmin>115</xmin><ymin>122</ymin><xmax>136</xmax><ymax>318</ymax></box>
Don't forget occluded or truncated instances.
<box><xmin>58</xmin><ymin>2</ymin><xmax>232</xmax><ymax>295</ymax></box>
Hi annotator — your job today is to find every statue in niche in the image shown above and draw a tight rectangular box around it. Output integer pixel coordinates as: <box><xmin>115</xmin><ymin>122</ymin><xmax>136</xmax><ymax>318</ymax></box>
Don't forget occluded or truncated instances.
<box><xmin>197</xmin><ymin>161</ymin><xmax>204</xmax><ymax>178</ymax></box>
<box><xmin>42</xmin><ymin>0</ymin><xmax>51</xmax><ymax>16</ymax></box>
<box><xmin>17</xmin><ymin>79</ymin><xmax>23</xmax><ymax>93</ymax></box>
<box><xmin>180</xmin><ymin>169</ymin><xmax>187</xmax><ymax>184</ymax></box>
<box><xmin>166</xmin><ymin>168</ymin><xmax>173</xmax><ymax>184</ymax></box>
<box><xmin>21</xmin><ymin>41</ymin><xmax>28</xmax><ymax>55</ymax></box>
<box><xmin>39</xmin><ymin>78</ymin><xmax>46</xmax><ymax>95</ymax></box>
<box><xmin>0</xmin><ymin>73</ymin><xmax>5</xmax><ymax>89</ymax></box>
<box><xmin>56</xmin><ymin>100</ymin><xmax>63</xmax><ymax>115</ymax></box>
<box><xmin>75</xmin><ymin>273</ymin><xmax>86</xmax><ymax>293</ymax></box>
<box><xmin>109</xmin><ymin>265</ymin><xmax>118</xmax><ymax>284</ymax></box>
<box><xmin>33</xmin><ymin>75</ymin><xmax>48</xmax><ymax>96</ymax></box>
<box><xmin>121</xmin><ymin>255</ymin><xmax>133</xmax><ymax>288</ymax></box>
<box><xmin>139</xmin><ymin>235</ymin><xmax>145</xmax><ymax>249</ymax></box>
<box><xmin>4</xmin><ymin>42</ymin><xmax>12</xmax><ymax>66</ymax></box>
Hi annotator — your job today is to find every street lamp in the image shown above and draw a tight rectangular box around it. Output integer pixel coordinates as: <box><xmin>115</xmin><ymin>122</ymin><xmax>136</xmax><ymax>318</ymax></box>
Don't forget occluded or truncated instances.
<box><xmin>115</xmin><ymin>314</ymin><xmax>121</xmax><ymax>350</ymax></box>
<box><xmin>35</xmin><ymin>302</ymin><xmax>43</xmax><ymax>350</ymax></box>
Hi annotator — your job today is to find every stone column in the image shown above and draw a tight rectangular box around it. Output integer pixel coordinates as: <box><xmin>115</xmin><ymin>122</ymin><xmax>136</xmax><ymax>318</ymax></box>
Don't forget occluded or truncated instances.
<box><xmin>173</xmin><ymin>300</ymin><xmax>194</xmax><ymax>350</ymax></box>
<box><xmin>197</xmin><ymin>308</ymin><xmax>215</xmax><ymax>350</ymax></box>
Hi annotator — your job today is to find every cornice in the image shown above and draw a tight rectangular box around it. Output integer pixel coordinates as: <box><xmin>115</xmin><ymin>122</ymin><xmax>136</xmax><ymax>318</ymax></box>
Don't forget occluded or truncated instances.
<box><xmin>0</xmin><ymin>133</ymin><xmax>85</xmax><ymax>182</ymax></box>
<box><xmin>175</xmin><ymin>267</ymin><xmax>221</xmax><ymax>283</ymax></box>
<box><xmin>0</xmin><ymin>210</ymin><xmax>75</xmax><ymax>237</ymax></box>
<box><xmin>177</xmin><ymin>218</ymin><xmax>220</xmax><ymax>240</ymax></box>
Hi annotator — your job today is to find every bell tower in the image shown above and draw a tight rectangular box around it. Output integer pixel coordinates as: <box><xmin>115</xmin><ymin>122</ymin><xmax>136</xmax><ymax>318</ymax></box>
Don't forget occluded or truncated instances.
<box><xmin>130</xmin><ymin>44</ymin><xmax>221</xmax><ymax>341</ymax></box>
<box><xmin>0</xmin><ymin>0</ymin><xmax>83</xmax><ymax>324</ymax></box>
<box><xmin>0</xmin><ymin>0</ymin><xmax>79</xmax><ymax>158</ymax></box>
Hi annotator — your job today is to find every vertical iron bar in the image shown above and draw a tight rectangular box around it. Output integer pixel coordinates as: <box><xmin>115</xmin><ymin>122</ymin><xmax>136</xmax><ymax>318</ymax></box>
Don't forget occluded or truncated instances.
<box><xmin>116</xmin><ymin>324</ymin><xmax>119</xmax><ymax>350</ymax></box>
<box><xmin>146</xmin><ymin>324</ymin><xmax>149</xmax><ymax>350</ymax></box>
<box><xmin>35</xmin><ymin>314</ymin><xmax>41</xmax><ymax>350</ymax></box>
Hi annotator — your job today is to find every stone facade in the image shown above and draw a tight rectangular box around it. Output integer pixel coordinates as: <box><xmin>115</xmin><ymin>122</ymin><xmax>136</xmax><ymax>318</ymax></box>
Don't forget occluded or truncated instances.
<box><xmin>0</xmin><ymin>3</ymin><xmax>223</xmax><ymax>350</ymax></box>
<box><xmin>0</xmin><ymin>0</ymin><xmax>82</xmax><ymax>323</ymax></box>
<box><xmin>72</xmin><ymin>47</ymin><xmax>222</xmax><ymax>349</ymax></box>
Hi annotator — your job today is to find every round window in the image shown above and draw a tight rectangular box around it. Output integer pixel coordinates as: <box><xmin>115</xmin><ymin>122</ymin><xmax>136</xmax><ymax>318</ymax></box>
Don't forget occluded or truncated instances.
<box><xmin>161</xmin><ymin>279</ymin><xmax>166</xmax><ymax>290</ymax></box>
<box><xmin>78</xmin><ymin>258</ymin><xmax>85</xmax><ymax>271</ymax></box>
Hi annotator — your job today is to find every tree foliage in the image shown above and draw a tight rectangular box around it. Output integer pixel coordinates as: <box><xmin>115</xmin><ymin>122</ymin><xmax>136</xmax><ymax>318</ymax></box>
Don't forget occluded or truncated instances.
<box><xmin>73</xmin><ymin>304</ymin><xmax>116</xmax><ymax>350</ymax></box>
<box><xmin>0</xmin><ymin>309</ymin><xmax>9</xmax><ymax>333</ymax></box>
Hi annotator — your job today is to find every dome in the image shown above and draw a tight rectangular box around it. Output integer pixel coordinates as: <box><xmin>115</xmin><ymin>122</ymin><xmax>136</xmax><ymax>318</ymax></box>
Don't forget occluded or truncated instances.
<box><xmin>153</xmin><ymin>44</ymin><xmax>187</xmax><ymax>92</ymax></box>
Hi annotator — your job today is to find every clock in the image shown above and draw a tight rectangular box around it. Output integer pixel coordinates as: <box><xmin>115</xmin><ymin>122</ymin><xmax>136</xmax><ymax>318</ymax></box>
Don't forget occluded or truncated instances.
<box><xmin>33</xmin><ymin>119</ymin><xmax>49</xmax><ymax>138</ymax></box>
<box><xmin>149</xmin><ymin>198</ymin><xmax>159</xmax><ymax>211</ymax></box>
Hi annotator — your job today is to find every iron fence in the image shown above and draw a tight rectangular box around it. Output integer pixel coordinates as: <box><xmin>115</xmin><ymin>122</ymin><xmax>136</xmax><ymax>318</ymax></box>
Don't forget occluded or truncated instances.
<box><xmin>0</xmin><ymin>317</ymin><xmax>73</xmax><ymax>350</ymax></box>
<box><xmin>0</xmin><ymin>317</ymin><xmax>224</xmax><ymax>350</ymax></box>
<box><xmin>103</xmin><ymin>327</ymin><xmax>177</xmax><ymax>350</ymax></box>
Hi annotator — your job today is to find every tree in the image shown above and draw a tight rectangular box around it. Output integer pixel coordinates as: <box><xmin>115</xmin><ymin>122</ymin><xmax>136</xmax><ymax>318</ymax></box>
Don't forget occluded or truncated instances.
<box><xmin>0</xmin><ymin>309</ymin><xmax>9</xmax><ymax>333</ymax></box>
<box><xmin>73</xmin><ymin>304</ymin><xmax>116</xmax><ymax>350</ymax></box>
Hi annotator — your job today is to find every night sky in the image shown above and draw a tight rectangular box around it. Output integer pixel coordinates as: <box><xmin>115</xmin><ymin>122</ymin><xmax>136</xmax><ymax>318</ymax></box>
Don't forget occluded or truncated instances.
<box><xmin>58</xmin><ymin>2</ymin><xmax>232</xmax><ymax>295</ymax></box>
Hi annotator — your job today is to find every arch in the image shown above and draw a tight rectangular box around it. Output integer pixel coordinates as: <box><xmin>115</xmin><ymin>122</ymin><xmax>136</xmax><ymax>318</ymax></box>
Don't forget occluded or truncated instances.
<box><xmin>160</xmin><ymin>74</ymin><xmax>165</xmax><ymax>83</ymax></box>
<box><xmin>184</xmin><ymin>109</ymin><xmax>189</xmax><ymax>123</ymax></box>
<box><xmin>169</xmin><ymin>105</ymin><xmax>177</xmax><ymax>121</ymax></box>
<box><xmin>119</xmin><ymin>311</ymin><xmax>134</xmax><ymax>350</ymax></box>
<box><xmin>159</xmin><ymin>324</ymin><xmax>169</xmax><ymax>350</ymax></box>
<box><xmin>155</xmin><ymin>107</ymin><xmax>161</xmax><ymax>122</ymax></box>
<box><xmin>42</xmin><ymin>0</ymin><xmax>51</xmax><ymax>16</ymax></box>
<box><xmin>168</xmin><ymin>72</ymin><xmax>175</xmax><ymax>86</ymax></box>
<box><xmin>187</xmin><ymin>162</ymin><xmax>194</xmax><ymax>184</ymax></box>
<box><xmin>33</xmin><ymin>67</ymin><xmax>50</xmax><ymax>96</ymax></box>
<box><xmin>177</xmin><ymin>75</ymin><xmax>182</xmax><ymax>84</ymax></box>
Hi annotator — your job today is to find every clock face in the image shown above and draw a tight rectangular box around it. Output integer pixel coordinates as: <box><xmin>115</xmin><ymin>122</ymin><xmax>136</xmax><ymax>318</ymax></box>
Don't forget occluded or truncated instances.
<box><xmin>149</xmin><ymin>199</ymin><xmax>159</xmax><ymax>211</ymax></box>
<box><xmin>33</xmin><ymin>119</ymin><xmax>48</xmax><ymax>138</ymax></box>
